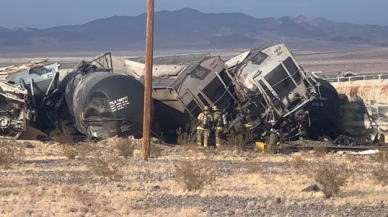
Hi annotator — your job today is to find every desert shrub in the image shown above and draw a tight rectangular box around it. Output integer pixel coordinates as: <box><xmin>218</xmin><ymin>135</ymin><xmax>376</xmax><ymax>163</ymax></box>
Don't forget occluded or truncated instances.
<box><xmin>116</xmin><ymin>138</ymin><xmax>135</xmax><ymax>158</ymax></box>
<box><xmin>225</xmin><ymin>129</ymin><xmax>255</xmax><ymax>151</ymax></box>
<box><xmin>88</xmin><ymin>157</ymin><xmax>122</xmax><ymax>180</ymax></box>
<box><xmin>291</xmin><ymin>155</ymin><xmax>306</xmax><ymax>169</ymax></box>
<box><xmin>175</xmin><ymin>160</ymin><xmax>216</xmax><ymax>191</ymax></box>
<box><xmin>49</xmin><ymin>122</ymin><xmax>75</xmax><ymax>145</ymax></box>
<box><xmin>312</xmin><ymin>160</ymin><xmax>353</xmax><ymax>198</ymax></box>
<box><xmin>314</xmin><ymin>146</ymin><xmax>327</xmax><ymax>157</ymax></box>
<box><xmin>63</xmin><ymin>186</ymin><xmax>96</xmax><ymax>203</ymax></box>
<box><xmin>297</xmin><ymin>145</ymin><xmax>310</xmax><ymax>154</ymax></box>
<box><xmin>177</xmin><ymin>122</ymin><xmax>197</xmax><ymax>146</ymax></box>
<box><xmin>151</xmin><ymin>144</ymin><xmax>163</xmax><ymax>158</ymax></box>
<box><xmin>61</xmin><ymin>142</ymin><xmax>97</xmax><ymax>159</ymax></box>
<box><xmin>77</xmin><ymin>142</ymin><xmax>98</xmax><ymax>158</ymax></box>
<box><xmin>63</xmin><ymin>186</ymin><xmax>100</xmax><ymax>214</ymax></box>
<box><xmin>0</xmin><ymin>141</ymin><xmax>24</xmax><ymax>170</ymax></box>
<box><xmin>62</xmin><ymin>145</ymin><xmax>79</xmax><ymax>159</ymax></box>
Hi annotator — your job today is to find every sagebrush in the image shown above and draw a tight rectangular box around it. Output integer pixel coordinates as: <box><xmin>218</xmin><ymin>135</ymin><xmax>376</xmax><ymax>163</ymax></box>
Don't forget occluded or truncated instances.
<box><xmin>0</xmin><ymin>141</ymin><xmax>24</xmax><ymax>170</ymax></box>
<box><xmin>151</xmin><ymin>144</ymin><xmax>163</xmax><ymax>158</ymax></box>
<box><xmin>225</xmin><ymin>129</ymin><xmax>255</xmax><ymax>151</ymax></box>
<box><xmin>62</xmin><ymin>145</ymin><xmax>79</xmax><ymax>159</ymax></box>
<box><xmin>63</xmin><ymin>186</ymin><xmax>100</xmax><ymax>214</ymax></box>
<box><xmin>62</xmin><ymin>142</ymin><xmax>97</xmax><ymax>159</ymax></box>
<box><xmin>314</xmin><ymin>146</ymin><xmax>327</xmax><ymax>157</ymax></box>
<box><xmin>312</xmin><ymin>160</ymin><xmax>352</xmax><ymax>198</ymax></box>
<box><xmin>177</xmin><ymin>122</ymin><xmax>197</xmax><ymax>146</ymax></box>
<box><xmin>116</xmin><ymin>138</ymin><xmax>136</xmax><ymax>158</ymax></box>
<box><xmin>291</xmin><ymin>155</ymin><xmax>306</xmax><ymax>169</ymax></box>
<box><xmin>175</xmin><ymin>160</ymin><xmax>216</xmax><ymax>191</ymax></box>
<box><xmin>89</xmin><ymin>158</ymin><xmax>122</xmax><ymax>180</ymax></box>
<box><xmin>49</xmin><ymin>122</ymin><xmax>75</xmax><ymax>145</ymax></box>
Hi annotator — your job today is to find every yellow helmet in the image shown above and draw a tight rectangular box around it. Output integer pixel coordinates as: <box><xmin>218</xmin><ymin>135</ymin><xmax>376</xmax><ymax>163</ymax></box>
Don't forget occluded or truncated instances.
<box><xmin>212</xmin><ymin>106</ymin><xmax>219</xmax><ymax>111</ymax></box>
<box><xmin>203</xmin><ymin>106</ymin><xmax>209</xmax><ymax>111</ymax></box>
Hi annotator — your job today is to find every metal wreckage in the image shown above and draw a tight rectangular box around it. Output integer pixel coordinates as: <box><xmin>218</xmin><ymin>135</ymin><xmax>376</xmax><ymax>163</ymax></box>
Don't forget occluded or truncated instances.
<box><xmin>0</xmin><ymin>43</ymin><xmax>387</xmax><ymax>149</ymax></box>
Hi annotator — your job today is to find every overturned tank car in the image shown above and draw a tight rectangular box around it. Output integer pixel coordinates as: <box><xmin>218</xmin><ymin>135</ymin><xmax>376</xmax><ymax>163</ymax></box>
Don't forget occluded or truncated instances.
<box><xmin>304</xmin><ymin>78</ymin><xmax>340</xmax><ymax>140</ymax></box>
<box><xmin>106</xmin><ymin>44</ymin><xmax>321</xmax><ymax>140</ymax></box>
<box><xmin>327</xmin><ymin>74</ymin><xmax>388</xmax><ymax>144</ymax></box>
<box><xmin>62</xmin><ymin>56</ymin><xmax>148</xmax><ymax>139</ymax></box>
<box><xmin>0</xmin><ymin>54</ymin><xmax>149</xmax><ymax>139</ymax></box>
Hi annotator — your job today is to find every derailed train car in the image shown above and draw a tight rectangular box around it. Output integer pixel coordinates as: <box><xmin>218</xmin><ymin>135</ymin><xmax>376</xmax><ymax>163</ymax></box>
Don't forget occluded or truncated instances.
<box><xmin>225</xmin><ymin>44</ymin><xmax>320</xmax><ymax>139</ymax></box>
<box><xmin>328</xmin><ymin>74</ymin><xmax>388</xmax><ymax>144</ymax></box>
<box><xmin>62</xmin><ymin>57</ymin><xmax>148</xmax><ymax>138</ymax></box>
<box><xmin>106</xmin><ymin>44</ymin><xmax>321</xmax><ymax>140</ymax></box>
<box><xmin>0</xmin><ymin>43</ymin><xmax>323</xmax><ymax>142</ymax></box>
<box><xmin>0</xmin><ymin>60</ymin><xmax>61</xmax><ymax>138</ymax></box>
<box><xmin>0</xmin><ymin>55</ymin><xmax>148</xmax><ymax>139</ymax></box>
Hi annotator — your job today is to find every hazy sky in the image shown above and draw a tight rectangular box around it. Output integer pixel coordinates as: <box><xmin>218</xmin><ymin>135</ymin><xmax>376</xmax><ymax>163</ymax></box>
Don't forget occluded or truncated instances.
<box><xmin>1</xmin><ymin>0</ymin><xmax>387</xmax><ymax>28</ymax></box>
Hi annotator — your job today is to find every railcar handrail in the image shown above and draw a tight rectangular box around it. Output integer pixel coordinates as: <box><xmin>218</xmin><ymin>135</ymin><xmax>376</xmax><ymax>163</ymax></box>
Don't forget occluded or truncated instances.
<box><xmin>328</xmin><ymin>74</ymin><xmax>388</xmax><ymax>82</ymax></box>
<box><xmin>312</xmin><ymin>71</ymin><xmax>388</xmax><ymax>83</ymax></box>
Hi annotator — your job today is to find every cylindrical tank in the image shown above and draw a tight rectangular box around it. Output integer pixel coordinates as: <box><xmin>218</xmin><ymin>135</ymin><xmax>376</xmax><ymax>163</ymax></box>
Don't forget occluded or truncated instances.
<box><xmin>305</xmin><ymin>78</ymin><xmax>339</xmax><ymax>140</ymax></box>
<box><xmin>63</xmin><ymin>71</ymin><xmax>149</xmax><ymax>139</ymax></box>
<box><xmin>331</xmin><ymin>77</ymin><xmax>388</xmax><ymax>142</ymax></box>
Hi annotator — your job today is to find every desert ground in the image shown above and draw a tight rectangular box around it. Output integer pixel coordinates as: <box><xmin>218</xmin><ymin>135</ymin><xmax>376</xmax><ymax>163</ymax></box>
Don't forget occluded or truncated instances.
<box><xmin>3</xmin><ymin>46</ymin><xmax>388</xmax><ymax>75</ymax></box>
<box><xmin>0</xmin><ymin>138</ymin><xmax>387</xmax><ymax>217</ymax></box>
<box><xmin>0</xmin><ymin>47</ymin><xmax>388</xmax><ymax>217</ymax></box>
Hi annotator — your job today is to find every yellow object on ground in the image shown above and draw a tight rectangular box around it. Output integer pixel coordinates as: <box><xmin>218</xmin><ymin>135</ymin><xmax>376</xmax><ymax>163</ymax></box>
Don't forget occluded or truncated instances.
<box><xmin>256</xmin><ymin>142</ymin><xmax>265</xmax><ymax>153</ymax></box>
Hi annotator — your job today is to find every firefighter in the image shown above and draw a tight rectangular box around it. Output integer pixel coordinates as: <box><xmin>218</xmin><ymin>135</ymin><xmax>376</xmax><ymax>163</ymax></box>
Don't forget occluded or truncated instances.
<box><xmin>197</xmin><ymin>106</ymin><xmax>213</xmax><ymax>147</ymax></box>
<box><xmin>212</xmin><ymin>106</ymin><xmax>224</xmax><ymax>147</ymax></box>
<box><xmin>268</xmin><ymin>129</ymin><xmax>283</xmax><ymax>152</ymax></box>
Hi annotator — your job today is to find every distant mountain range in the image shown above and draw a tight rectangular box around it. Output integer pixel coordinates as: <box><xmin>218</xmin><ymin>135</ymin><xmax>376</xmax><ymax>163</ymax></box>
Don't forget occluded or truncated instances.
<box><xmin>1</xmin><ymin>8</ymin><xmax>388</xmax><ymax>53</ymax></box>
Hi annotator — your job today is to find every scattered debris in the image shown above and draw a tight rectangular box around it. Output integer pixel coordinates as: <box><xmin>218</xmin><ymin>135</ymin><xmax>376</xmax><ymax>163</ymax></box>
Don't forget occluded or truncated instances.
<box><xmin>302</xmin><ymin>184</ymin><xmax>320</xmax><ymax>192</ymax></box>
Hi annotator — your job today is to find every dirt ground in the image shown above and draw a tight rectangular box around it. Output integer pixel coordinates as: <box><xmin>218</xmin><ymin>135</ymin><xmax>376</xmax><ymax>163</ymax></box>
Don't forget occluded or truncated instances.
<box><xmin>0</xmin><ymin>138</ymin><xmax>387</xmax><ymax>217</ymax></box>
<box><xmin>3</xmin><ymin>47</ymin><xmax>388</xmax><ymax>75</ymax></box>
<box><xmin>296</xmin><ymin>48</ymin><xmax>388</xmax><ymax>75</ymax></box>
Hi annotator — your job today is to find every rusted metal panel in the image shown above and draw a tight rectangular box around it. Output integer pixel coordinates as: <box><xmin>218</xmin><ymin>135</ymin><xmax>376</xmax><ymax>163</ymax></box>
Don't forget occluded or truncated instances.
<box><xmin>331</xmin><ymin>79</ymin><xmax>388</xmax><ymax>142</ymax></box>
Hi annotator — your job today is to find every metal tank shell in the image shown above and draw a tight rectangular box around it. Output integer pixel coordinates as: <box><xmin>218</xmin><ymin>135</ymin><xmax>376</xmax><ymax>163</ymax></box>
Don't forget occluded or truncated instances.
<box><xmin>330</xmin><ymin>75</ymin><xmax>388</xmax><ymax>142</ymax></box>
<box><xmin>104</xmin><ymin>44</ymin><xmax>320</xmax><ymax>140</ymax></box>
<box><xmin>64</xmin><ymin>71</ymin><xmax>148</xmax><ymax>139</ymax></box>
<box><xmin>105</xmin><ymin>53</ymin><xmax>236</xmax><ymax>137</ymax></box>
<box><xmin>305</xmin><ymin>78</ymin><xmax>339</xmax><ymax>139</ymax></box>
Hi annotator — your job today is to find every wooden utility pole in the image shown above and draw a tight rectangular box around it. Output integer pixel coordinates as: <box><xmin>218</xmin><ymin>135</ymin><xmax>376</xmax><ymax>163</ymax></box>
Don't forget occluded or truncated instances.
<box><xmin>142</xmin><ymin>0</ymin><xmax>154</xmax><ymax>160</ymax></box>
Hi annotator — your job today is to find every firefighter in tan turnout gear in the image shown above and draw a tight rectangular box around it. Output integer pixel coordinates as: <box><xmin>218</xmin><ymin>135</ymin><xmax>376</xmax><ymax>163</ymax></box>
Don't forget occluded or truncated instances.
<box><xmin>212</xmin><ymin>106</ymin><xmax>224</xmax><ymax>147</ymax></box>
<box><xmin>197</xmin><ymin>106</ymin><xmax>213</xmax><ymax>147</ymax></box>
